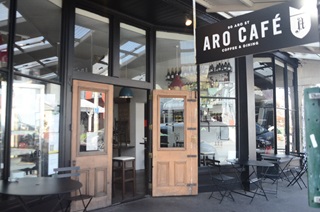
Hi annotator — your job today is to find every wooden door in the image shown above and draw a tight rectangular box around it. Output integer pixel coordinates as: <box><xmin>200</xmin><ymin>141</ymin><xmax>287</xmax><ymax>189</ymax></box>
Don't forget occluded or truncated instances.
<box><xmin>152</xmin><ymin>90</ymin><xmax>198</xmax><ymax>196</ymax></box>
<box><xmin>71</xmin><ymin>80</ymin><xmax>113</xmax><ymax>210</ymax></box>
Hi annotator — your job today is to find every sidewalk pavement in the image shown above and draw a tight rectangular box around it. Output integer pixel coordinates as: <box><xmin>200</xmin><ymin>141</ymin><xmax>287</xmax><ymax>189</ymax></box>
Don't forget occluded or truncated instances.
<box><xmin>93</xmin><ymin>176</ymin><xmax>319</xmax><ymax>212</ymax></box>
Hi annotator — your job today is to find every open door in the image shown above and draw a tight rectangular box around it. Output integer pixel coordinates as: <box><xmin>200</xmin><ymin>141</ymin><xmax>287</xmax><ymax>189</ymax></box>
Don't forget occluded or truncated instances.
<box><xmin>152</xmin><ymin>90</ymin><xmax>198</xmax><ymax>196</ymax></box>
<box><xmin>71</xmin><ymin>80</ymin><xmax>113</xmax><ymax>210</ymax></box>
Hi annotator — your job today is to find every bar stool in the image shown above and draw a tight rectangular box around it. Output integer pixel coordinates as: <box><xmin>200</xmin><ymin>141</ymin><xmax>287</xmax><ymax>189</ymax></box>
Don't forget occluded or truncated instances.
<box><xmin>112</xmin><ymin>156</ymin><xmax>136</xmax><ymax>199</ymax></box>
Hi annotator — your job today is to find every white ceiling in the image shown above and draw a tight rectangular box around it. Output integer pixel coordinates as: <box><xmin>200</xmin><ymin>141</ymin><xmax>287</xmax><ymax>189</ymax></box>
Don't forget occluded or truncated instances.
<box><xmin>196</xmin><ymin>0</ymin><xmax>320</xmax><ymax>61</ymax></box>
<box><xmin>197</xmin><ymin>0</ymin><xmax>289</xmax><ymax>13</ymax></box>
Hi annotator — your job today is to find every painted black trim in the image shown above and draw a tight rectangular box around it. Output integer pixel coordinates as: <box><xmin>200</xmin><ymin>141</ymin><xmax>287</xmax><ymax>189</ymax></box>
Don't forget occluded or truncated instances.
<box><xmin>293</xmin><ymin>67</ymin><xmax>300</xmax><ymax>151</ymax></box>
<box><xmin>196</xmin><ymin>64</ymin><xmax>201</xmax><ymax>166</ymax></box>
<box><xmin>60</xmin><ymin>0</ymin><xmax>76</xmax><ymax>167</ymax></box>
<box><xmin>3</xmin><ymin>0</ymin><xmax>17</xmax><ymax>181</ymax></box>
<box><xmin>110</xmin><ymin>16</ymin><xmax>120</xmax><ymax>78</ymax></box>
<box><xmin>237</xmin><ymin>57</ymin><xmax>249</xmax><ymax>161</ymax></box>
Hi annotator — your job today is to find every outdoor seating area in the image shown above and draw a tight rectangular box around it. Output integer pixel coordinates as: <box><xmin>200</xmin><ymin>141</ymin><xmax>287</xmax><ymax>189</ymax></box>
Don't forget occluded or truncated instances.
<box><xmin>91</xmin><ymin>172</ymin><xmax>315</xmax><ymax>212</ymax></box>
<box><xmin>207</xmin><ymin>153</ymin><xmax>308</xmax><ymax>205</ymax></box>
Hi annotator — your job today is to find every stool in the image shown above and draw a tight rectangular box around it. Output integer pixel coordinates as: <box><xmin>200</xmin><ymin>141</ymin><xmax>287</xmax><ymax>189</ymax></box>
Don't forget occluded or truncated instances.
<box><xmin>112</xmin><ymin>156</ymin><xmax>136</xmax><ymax>199</ymax></box>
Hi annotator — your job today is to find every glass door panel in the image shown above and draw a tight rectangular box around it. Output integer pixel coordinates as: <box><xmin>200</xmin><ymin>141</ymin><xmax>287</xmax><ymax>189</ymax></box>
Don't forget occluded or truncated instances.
<box><xmin>78</xmin><ymin>90</ymin><xmax>106</xmax><ymax>153</ymax></box>
<box><xmin>160</xmin><ymin>97</ymin><xmax>185</xmax><ymax>148</ymax></box>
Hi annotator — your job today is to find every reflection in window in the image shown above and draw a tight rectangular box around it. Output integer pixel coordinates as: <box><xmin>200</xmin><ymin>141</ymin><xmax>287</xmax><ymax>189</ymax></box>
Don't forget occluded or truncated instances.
<box><xmin>254</xmin><ymin>57</ymin><xmax>275</xmax><ymax>153</ymax></box>
<box><xmin>74</xmin><ymin>8</ymin><xmax>109</xmax><ymax>76</ymax></box>
<box><xmin>13</xmin><ymin>0</ymin><xmax>61</xmax><ymax>81</ymax></box>
<box><xmin>156</xmin><ymin>32</ymin><xmax>195</xmax><ymax>90</ymax></box>
<box><xmin>275</xmin><ymin>60</ymin><xmax>286</xmax><ymax>152</ymax></box>
<box><xmin>199</xmin><ymin>58</ymin><xmax>236</xmax><ymax>165</ymax></box>
<box><xmin>79</xmin><ymin>90</ymin><xmax>105</xmax><ymax>152</ymax></box>
<box><xmin>120</xmin><ymin>23</ymin><xmax>146</xmax><ymax>81</ymax></box>
<box><xmin>10</xmin><ymin>76</ymin><xmax>60</xmax><ymax>177</ymax></box>
<box><xmin>160</xmin><ymin>98</ymin><xmax>184</xmax><ymax>148</ymax></box>
<box><xmin>0</xmin><ymin>1</ymin><xmax>9</xmax><ymax>69</ymax></box>
<box><xmin>0</xmin><ymin>72</ymin><xmax>7</xmax><ymax>179</ymax></box>
<box><xmin>287</xmin><ymin>66</ymin><xmax>296</xmax><ymax>152</ymax></box>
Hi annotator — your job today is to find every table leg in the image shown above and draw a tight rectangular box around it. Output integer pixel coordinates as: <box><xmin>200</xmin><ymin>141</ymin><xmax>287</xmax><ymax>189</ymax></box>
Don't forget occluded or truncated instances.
<box><xmin>50</xmin><ymin>193</ymin><xmax>67</xmax><ymax>212</ymax></box>
<box><xmin>16</xmin><ymin>196</ymin><xmax>31</xmax><ymax>212</ymax></box>
<box><xmin>279</xmin><ymin>158</ymin><xmax>293</xmax><ymax>181</ymax></box>
<box><xmin>16</xmin><ymin>194</ymin><xmax>67</xmax><ymax>212</ymax></box>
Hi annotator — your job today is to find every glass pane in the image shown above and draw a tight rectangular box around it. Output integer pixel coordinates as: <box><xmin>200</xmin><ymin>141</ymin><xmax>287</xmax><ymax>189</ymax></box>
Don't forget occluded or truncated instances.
<box><xmin>254</xmin><ymin>57</ymin><xmax>274</xmax><ymax>153</ymax></box>
<box><xmin>120</xmin><ymin>23</ymin><xmax>146</xmax><ymax>81</ymax></box>
<box><xmin>287</xmin><ymin>67</ymin><xmax>295</xmax><ymax>111</ymax></box>
<box><xmin>156</xmin><ymin>31</ymin><xmax>195</xmax><ymax>91</ymax></box>
<box><xmin>14</xmin><ymin>0</ymin><xmax>61</xmax><ymax>81</ymax></box>
<box><xmin>200</xmin><ymin>98</ymin><xmax>236</xmax><ymax>126</ymax></box>
<box><xmin>74</xmin><ymin>9</ymin><xmax>109</xmax><ymax>76</ymax></box>
<box><xmin>10</xmin><ymin>76</ymin><xmax>60</xmax><ymax>178</ymax></box>
<box><xmin>79</xmin><ymin>90</ymin><xmax>106</xmax><ymax>152</ymax></box>
<box><xmin>288</xmin><ymin>110</ymin><xmax>296</xmax><ymax>152</ymax></box>
<box><xmin>0</xmin><ymin>1</ymin><xmax>9</xmax><ymax>69</ymax></box>
<box><xmin>200</xmin><ymin>97</ymin><xmax>236</xmax><ymax>165</ymax></box>
<box><xmin>200</xmin><ymin>60</ymin><xmax>236</xmax><ymax>98</ymax></box>
<box><xmin>287</xmin><ymin>67</ymin><xmax>296</xmax><ymax>152</ymax></box>
<box><xmin>275</xmin><ymin>60</ymin><xmax>286</xmax><ymax>153</ymax></box>
<box><xmin>200</xmin><ymin>126</ymin><xmax>236</xmax><ymax>165</ymax></box>
<box><xmin>160</xmin><ymin>98</ymin><xmax>184</xmax><ymax>148</ymax></box>
<box><xmin>0</xmin><ymin>72</ymin><xmax>7</xmax><ymax>179</ymax></box>
<box><xmin>276</xmin><ymin>108</ymin><xmax>286</xmax><ymax>153</ymax></box>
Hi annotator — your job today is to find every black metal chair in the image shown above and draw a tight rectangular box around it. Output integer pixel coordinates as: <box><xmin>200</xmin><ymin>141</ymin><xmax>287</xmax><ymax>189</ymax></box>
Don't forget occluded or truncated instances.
<box><xmin>208</xmin><ymin>160</ymin><xmax>237</xmax><ymax>203</ymax></box>
<box><xmin>287</xmin><ymin>152</ymin><xmax>308</xmax><ymax>189</ymax></box>
<box><xmin>53</xmin><ymin>166</ymin><xmax>93</xmax><ymax>212</ymax></box>
<box><xmin>260</xmin><ymin>157</ymin><xmax>282</xmax><ymax>197</ymax></box>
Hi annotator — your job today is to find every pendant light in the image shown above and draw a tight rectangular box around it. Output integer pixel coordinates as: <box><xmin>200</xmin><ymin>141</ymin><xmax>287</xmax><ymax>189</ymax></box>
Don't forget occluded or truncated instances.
<box><xmin>119</xmin><ymin>87</ymin><xmax>133</xmax><ymax>98</ymax></box>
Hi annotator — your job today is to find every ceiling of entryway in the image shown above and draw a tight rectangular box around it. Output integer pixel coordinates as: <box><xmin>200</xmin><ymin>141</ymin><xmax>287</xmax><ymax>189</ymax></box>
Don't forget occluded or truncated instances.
<box><xmin>91</xmin><ymin>0</ymin><xmax>319</xmax><ymax>62</ymax></box>
<box><xmin>197</xmin><ymin>0</ymin><xmax>290</xmax><ymax>13</ymax></box>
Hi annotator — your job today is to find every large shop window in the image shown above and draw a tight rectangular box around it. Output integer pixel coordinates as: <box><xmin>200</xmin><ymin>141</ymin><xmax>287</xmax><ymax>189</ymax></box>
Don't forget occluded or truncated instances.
<box><xmin>0</xmin><ymin>72</ymin><xmax>7</xmax><ymax>179</ymax></box>
<box><xmin>199</xmin><ymin>60</ymin><xmax>236</xmax><ymax>165</ymax></box>
<box><xmin>119</xmin><ymin>23</ymin><xmax>146</xmax><ymax>81</ymax></box>
<box><xmin>13</xmin><ymin>0</ymin><xmax>61</xmax><ymax>82</ymax></box>
<box><xmin>0</xmin><ymin>1</ymin><xmax>9</xmax><ymax>69</ymax></box>
<box><xmin>10</xmin><ymin>77</ymin><xmax>60</xmax><ymax>178</ymax></box>
<box><xmin>155</xmin><ymin>31</ymin><xmax>195</xmax><ymax>91</ymax></box>
<box><xmin>0</xmin><ymin>0</ymin><xmax>9</xmax><ymax>180</ymax></box>
<box><xmin>74</xmin><ymin>8</ymin><xmax>109</xmax><ymax>75</ymax></box>
<box><xmin>8</xmin><ymin>0</ymin><xmax>62</xmax><ymax>179</ymax></box>
<box><xmin>287</xmin><ymin>66</ymin><xmax>296</xmax><ymax>152</ymax></box>
<box><xmin>254</xmin><ymin>57</ymin><xmax>297</xmax><ymax>155</ymax></box>
<box><xmin>275</xmin><ymin>59</ymin><xmax>286</xmax><ymax>153</ymax></box>
<box><xmin>254</xmin><ymin>57</ymin><xmax>275</xmax><ymax>154</ymax></box>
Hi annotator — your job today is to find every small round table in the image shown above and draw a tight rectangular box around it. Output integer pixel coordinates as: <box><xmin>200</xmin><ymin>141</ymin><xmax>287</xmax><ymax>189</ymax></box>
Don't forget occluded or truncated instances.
<box><xmin>0</xmin><ymin>177</ymin><xmax>82</xmax><ymax>212</ymax></box>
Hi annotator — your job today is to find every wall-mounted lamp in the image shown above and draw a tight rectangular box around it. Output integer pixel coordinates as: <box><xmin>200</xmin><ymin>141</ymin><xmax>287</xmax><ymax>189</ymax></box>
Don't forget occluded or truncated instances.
<box><xmin>185</xmin><ymin>15</ymin><xmax>192</xmax><ymax>26</ymax></box>
<box><xmin>119</xmin><ymin>87</ymin><xmax>133</xmax><ymax>98</ymax></box>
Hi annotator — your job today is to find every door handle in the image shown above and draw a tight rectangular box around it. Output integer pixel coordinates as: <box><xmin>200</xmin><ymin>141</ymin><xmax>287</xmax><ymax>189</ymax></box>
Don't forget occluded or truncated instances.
<box><xmin>140</xmin><ymin>137</ymin><xmax>147</xmax><ymax>145</ymax></box>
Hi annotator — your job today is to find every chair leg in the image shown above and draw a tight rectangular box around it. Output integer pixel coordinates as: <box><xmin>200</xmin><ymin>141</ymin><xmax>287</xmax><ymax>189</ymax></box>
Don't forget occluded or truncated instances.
<box><xmin>64</xmin><ymin>201</ymin><xmax>71</xmax><ymax>212</ymax></box>
<box><xmin>83</xmin><ymin>197</ymin><xmax>93</xmax><ymax>212</ymax></box>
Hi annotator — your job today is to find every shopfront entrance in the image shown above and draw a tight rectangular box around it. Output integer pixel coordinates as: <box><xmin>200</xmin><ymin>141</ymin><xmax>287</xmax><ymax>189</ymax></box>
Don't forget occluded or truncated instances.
<box><xmin>152</xmin><ymin>90</ymin><xmax>198</xmax><ymax>196</ymax></box>
<box><xmin>71</xmin><ymin>80</ymin><xmax>114</xmax><ymax>210</ymax></box>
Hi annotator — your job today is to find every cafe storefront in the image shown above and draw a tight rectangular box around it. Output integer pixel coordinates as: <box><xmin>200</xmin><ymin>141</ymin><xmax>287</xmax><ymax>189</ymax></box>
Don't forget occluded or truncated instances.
<box><xmin>0</xmin><ymin>0</ymin><xmax>319</xmax><ymax>211</ymax></box>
